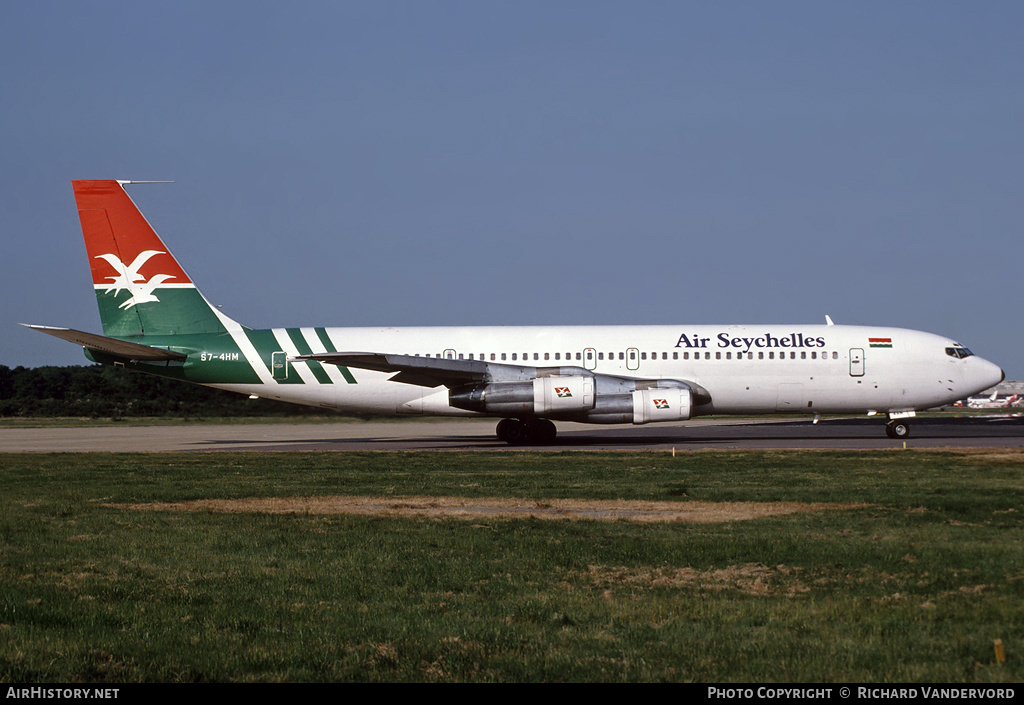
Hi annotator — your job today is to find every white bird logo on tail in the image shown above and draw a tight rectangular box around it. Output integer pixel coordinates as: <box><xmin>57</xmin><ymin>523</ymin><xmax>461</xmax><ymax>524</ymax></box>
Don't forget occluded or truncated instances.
<box><xmin>95</xmin><ymin>250</ymin><xmax>177</xmax><ymax>309</ymax></box>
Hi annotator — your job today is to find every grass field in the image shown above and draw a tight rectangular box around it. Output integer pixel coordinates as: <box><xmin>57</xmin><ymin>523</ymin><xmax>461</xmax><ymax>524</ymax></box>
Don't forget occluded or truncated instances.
<box><xmin>1</xmin><ymin>449</ymin><xmax>1022</xmax><ymax>682</ymax></box>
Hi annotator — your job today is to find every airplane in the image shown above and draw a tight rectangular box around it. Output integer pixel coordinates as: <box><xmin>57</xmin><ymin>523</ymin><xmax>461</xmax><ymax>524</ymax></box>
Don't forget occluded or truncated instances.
<box><xmin>25</xmin><ymin>180</ymin><xmax>1005</xmax><ymax>443</ymax></box>
<box><xmin>966</xmin><ymin>391</ymin><xmax>1021</xmax><ymax>409</ymax></box>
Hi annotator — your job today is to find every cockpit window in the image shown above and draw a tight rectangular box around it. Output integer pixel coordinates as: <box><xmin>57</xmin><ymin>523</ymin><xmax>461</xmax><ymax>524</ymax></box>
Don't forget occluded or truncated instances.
<box><xmin>945</xmin><ymin>346</ymin><xmax>974</xmax><ymax>359</ymax></box>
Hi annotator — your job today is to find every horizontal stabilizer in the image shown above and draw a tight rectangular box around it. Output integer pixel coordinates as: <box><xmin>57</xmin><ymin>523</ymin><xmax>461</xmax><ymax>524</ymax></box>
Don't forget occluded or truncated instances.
<box><xmin>21</xmin><ymin>324</ymin><xmax>188</xmax><ymax>361</ymax></box>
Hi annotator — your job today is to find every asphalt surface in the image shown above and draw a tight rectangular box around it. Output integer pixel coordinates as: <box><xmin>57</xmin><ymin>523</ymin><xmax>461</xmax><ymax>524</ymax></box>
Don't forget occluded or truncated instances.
<box><xmin>1</xmin><ymin>415</ymin><xmax>1022</xmax><ymax>452</ymax></box>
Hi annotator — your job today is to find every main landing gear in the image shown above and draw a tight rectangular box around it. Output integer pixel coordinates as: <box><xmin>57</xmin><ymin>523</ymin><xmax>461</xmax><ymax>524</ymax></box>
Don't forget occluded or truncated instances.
<box><xmin>495</xmin><ymin>418</ymin><xmax>557</xmax><ymax>445</ymax></box>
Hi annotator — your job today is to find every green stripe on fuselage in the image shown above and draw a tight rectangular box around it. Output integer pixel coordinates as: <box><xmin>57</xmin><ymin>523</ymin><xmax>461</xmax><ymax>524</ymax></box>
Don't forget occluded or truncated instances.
<box><xmin>286</xmin><ymin>328</ymin><xmax>332</xmax><ymax>384</ymax></box>
<box><xmin>315</xmin><ymin>327</ymin><xmax>357</xmax><ymax>384</ymax></box>
<box><xmin>243</xmin><ymin>329</ymin><xmax>304</xmax><ymax>384</ymax></box>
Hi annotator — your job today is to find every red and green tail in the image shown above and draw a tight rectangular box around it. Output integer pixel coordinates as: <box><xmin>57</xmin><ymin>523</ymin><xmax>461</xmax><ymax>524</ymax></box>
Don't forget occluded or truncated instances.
<box><xmin>73</xmin><ymin>180</ymin><xmax>232</xmax><ymax>339</ymax></box>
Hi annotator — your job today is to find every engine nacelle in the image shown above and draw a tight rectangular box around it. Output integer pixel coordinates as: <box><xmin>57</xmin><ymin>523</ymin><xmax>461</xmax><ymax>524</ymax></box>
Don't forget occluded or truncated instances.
<box><xmin>631</xmin><ymin>388</ymin><xmax>692</xmax><ymax>425</ymax></box>
<box><xmin>534</xmin><ymin>375</ymin><xmax>595</xmax><ymax>414</ymax></box>
<box><xmin>449</xmin><ymin>375</ymin><xmax>595</xmax><ymax>416</ymax></box>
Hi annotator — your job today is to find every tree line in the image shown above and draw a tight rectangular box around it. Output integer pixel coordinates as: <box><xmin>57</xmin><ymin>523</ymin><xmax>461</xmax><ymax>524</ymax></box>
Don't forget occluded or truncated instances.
<box><xmin>0</xmin><ymin>365</ymin><xmax>337</xmax><ymax>418</ymax></box>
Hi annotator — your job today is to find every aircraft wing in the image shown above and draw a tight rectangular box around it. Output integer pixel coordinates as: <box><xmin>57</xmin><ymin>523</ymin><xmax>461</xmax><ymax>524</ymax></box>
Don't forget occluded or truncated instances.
<box><xmin>296</xmin><ymin>351</ymin><xmax>712</xmax><ymax>403</ymax></box>
<box><xmin>22</xmin><ymin>324</ymin><xmax>188</xmax><ymax>362</ymax></box>
<box><xmin>293</xmin><ymin>351</ymin><xmax>540</xmax><ymax>388</ymax></box>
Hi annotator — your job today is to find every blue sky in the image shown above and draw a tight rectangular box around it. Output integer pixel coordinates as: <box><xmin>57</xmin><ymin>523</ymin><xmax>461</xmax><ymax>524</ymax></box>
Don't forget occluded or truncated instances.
<box><xmin>3</xmin><ymin>1</ymin><xmax>1022</xmax><ymax>376</ymax></box>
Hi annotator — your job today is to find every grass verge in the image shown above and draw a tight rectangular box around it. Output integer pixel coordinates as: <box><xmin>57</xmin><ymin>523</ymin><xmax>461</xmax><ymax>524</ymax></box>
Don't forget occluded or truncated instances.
<box><xmin>1</xmin><ymin>449</ymin><xmax>1022</xmax><ymax>682</ymax></box>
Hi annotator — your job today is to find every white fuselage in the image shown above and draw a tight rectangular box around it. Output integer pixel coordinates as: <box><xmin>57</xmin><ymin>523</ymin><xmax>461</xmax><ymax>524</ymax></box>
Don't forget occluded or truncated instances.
<box><xmin>212</xmin><ymin>323</ymin><xmax>1004</xmax><ymax>421</ymax></box>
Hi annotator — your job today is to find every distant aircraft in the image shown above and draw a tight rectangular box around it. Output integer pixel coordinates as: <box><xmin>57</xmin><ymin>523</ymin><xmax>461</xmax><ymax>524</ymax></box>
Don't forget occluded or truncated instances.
<box><xmin>25</xmin><ymin>180</ymin><xmax>1005</xmax><ymax>442</ymax></box>
<box><xmin>966</xmin><ymin>391</ymin><xmax>1021</xmax><ymax>409</ymax></box>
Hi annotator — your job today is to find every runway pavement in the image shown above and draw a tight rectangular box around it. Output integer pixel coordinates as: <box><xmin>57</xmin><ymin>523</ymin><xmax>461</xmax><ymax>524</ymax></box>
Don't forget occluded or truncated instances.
<box><xmin>1</xmin><ymin>415</ymin><xmax>1022</xmax><ymax>452</ymax></box>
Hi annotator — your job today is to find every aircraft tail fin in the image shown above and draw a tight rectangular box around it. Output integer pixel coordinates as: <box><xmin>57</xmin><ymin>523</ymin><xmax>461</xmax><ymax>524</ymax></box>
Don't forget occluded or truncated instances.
<box><xmin>72</xmin><ymin>180</ymin><xmax>237</xmax><ymax>338</ymax></box>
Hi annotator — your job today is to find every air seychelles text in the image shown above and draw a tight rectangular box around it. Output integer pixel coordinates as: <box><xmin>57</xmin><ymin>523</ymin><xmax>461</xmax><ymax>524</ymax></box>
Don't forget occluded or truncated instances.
<box><xmin>676</xmin><ymin>332</ymin><xmax>827</xmax><ymax>354</ymax></box>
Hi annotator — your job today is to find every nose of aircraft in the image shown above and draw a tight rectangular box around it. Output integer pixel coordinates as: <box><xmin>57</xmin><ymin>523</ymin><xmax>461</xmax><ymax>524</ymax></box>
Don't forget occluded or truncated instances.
<box><xmin>968</xmin><ymin>356</ymin><xmax>1005</xmax><ymax>396</ymax></box>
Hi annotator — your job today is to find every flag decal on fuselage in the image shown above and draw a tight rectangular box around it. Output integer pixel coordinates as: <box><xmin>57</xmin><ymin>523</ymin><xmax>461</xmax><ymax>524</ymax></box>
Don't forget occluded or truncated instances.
<box><xmin>869</xmin><ymin>338</ymin><xmax>893</xmax><ymax>348</ymax></box>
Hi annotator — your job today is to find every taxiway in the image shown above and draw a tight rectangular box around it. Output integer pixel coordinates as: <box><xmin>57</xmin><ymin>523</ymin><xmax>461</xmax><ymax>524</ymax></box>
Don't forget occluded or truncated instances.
<box><xmin>1</xmin><ymin>415</ymin><xmax>1021</xmax><ymax>452</ymax></box>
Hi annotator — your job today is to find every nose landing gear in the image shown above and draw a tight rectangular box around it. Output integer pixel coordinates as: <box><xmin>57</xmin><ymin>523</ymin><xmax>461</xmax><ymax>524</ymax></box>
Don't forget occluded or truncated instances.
<box><xmin>885</xmin><ymin>418</ymin><xmax>911</xmax><ymax>439</ymax></box>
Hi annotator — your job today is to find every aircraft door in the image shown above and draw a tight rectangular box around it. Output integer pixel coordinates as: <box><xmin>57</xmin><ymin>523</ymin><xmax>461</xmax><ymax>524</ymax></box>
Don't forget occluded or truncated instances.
<box><xmin>849</xmin><ymin>348</ymin><xmax>865</xmax><ymax>377</ymax></box>
<box><xmin>583</xmin><ymin>348</ymin><xmax>597</xmax><ymax>371</ymax></box>
<box><xmin>272</xmin><ymin>351</ymin><xmax>288</xmax><ymax>381</ymax></box>
<box><xmin>627</xmin><ymin>347</ymin><xmax>640</xmax><ymax>371</ymax></box>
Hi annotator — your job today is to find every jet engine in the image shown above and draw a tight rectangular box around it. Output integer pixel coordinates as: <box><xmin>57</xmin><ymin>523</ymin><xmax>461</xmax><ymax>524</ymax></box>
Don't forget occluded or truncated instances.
<box><xmin>449</xmin><ymin>375</ymin><xmax>595</xmax><ymax>416</ymax></box>
<box><xmin>449</xmin><ymin>373</ymin><xmax>698</xmax><ymax>424</ymax></box>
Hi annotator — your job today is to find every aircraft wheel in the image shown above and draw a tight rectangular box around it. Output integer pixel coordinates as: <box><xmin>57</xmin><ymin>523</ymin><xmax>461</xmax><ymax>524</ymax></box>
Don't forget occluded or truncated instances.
<box><xmin>496</xmin><ymin>418</ymin><xmax>527</xmax><ymax>444</ymax></box>
<box><xmin>886</xmin><ymin>420</ymin><xmax>910</xmax><ymax>439</ymax></box>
